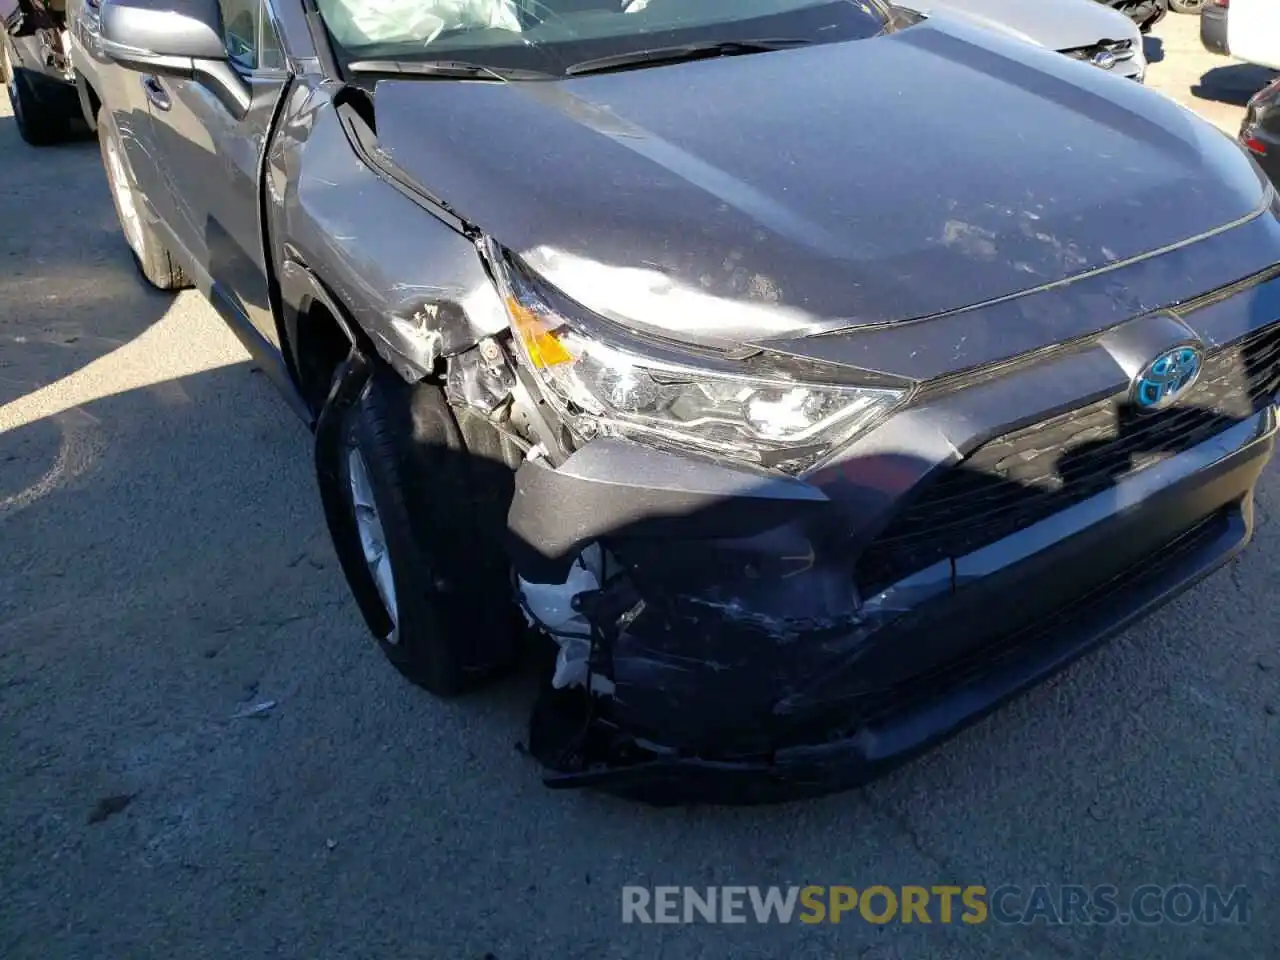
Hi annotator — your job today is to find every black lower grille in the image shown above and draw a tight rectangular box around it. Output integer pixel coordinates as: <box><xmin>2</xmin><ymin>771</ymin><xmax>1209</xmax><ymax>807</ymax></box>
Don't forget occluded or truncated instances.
<box><xmin>857</xmin><ymin>324</ymin><xmax>1280</xmax><ymax>594</ymax></box>
<box><xmin>847</xmin><ymin>508</ymin><xmax>1230</xmax><ymax>732</ymax></box>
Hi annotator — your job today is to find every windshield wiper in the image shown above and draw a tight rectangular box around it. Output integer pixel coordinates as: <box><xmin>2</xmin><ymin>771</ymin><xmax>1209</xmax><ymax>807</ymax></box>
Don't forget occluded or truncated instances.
<box><xmin>347</xmin><ymin>59</ymin><xmax>556</xmax><ymax>82</ymax></box>
<box><xmin>564</xmin><ymin>39</ymin><xmax>814</xmax><ymax>77</ymax></box>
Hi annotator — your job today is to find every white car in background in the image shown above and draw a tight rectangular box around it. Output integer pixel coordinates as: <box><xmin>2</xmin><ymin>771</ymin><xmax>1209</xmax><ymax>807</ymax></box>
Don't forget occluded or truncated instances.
<box><xmin>900</xmin><ymin>0</ymin><xmax>1148</xmax><ymax>81</ymax></box>
<box><xmin>1201</xmin><ymin>0</ymin><xmax>1280</xmax><ymax>72</ymax></box>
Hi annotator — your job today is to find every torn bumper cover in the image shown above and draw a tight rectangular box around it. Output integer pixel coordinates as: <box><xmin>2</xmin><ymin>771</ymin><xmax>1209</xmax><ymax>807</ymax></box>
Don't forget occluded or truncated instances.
<box><xmin>508</xmin><ymin>408</ymin><xmax>1277</xmax><ymax>804</ymax></box>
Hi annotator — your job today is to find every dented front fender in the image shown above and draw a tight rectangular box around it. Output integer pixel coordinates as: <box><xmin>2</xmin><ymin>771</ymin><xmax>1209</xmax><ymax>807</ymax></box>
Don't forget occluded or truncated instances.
<box><xmin>267</xmin><ymin>84</ymin><xmax>508</xmax><ymax>383</ymax></box>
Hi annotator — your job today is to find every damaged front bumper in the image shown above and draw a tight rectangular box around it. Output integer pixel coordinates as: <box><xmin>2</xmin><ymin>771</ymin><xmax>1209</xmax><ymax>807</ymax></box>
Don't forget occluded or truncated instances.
<box><xmin>509</xmin><ymin>404</ymin><xmax>1277</xmax><ymax>804</ymax></box>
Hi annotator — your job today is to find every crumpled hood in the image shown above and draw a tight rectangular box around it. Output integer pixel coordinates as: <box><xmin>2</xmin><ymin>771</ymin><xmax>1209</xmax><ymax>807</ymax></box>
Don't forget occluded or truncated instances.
<box><xmin>372</xmin><ymin>19</ymin><xmax>1267</xmax><ymax>344</ymax></box>
<box><xmin>900</xmin><ymin>0</ymin><xmax>1140</xmax><ymax>51</ymax></box>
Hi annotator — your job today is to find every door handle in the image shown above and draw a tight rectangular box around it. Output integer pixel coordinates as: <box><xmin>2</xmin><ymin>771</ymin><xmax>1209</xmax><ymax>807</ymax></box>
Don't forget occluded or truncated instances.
<box><xmin>140</xmin><ymin>74</ymin><xmax>171</xmax><ymax>111</ymax></box>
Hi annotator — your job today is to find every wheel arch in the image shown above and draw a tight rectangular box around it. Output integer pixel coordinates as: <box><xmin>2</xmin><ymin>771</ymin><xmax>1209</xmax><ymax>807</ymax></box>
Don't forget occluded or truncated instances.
<box><xmin>278</xmin><ymin>258</ymin><xmax>371</xmax><ymax>424</ymax></box>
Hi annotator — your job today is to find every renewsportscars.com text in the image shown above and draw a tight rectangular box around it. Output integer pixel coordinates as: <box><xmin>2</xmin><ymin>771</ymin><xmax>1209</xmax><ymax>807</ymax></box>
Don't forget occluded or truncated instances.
<box><xmin>621</xmin><ymin>884</ymin><xmax>1250</xmax><ymax>926</ymax></box>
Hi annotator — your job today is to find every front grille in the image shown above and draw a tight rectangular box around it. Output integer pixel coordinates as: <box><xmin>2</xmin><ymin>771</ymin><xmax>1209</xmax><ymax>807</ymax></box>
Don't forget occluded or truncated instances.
<box><xmin>857</xmin><ymin>324</ymin><xmax>1280</xmax><ymax>594</ymax></box>
<box><xmin>1062</xmin><ymin>38</ymin><xmax>1137</xmax><ymax>67</ymax></box>
<box><xmin>844</xmin><ymin>508</ymin><xmax>1230</xmax><ymax>733</ymax></box>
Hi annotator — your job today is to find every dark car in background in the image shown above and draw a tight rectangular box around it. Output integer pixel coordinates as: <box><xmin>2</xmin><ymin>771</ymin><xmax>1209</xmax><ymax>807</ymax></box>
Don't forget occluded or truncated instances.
<box><xmin>1101</xmin><ymin>0</ymin><xmax>1166</xmax><ymax>32</ymax></box>
<box><xmin>1199</xmin><ymin>0</ymin><xmax>1227</xmax><ymax>56</ymax></box>
<box><xmin>1242</xmin><ymin>75</ymin><xmax>1280</xmax><ymax>185</ymax></box>
<box><xmin>72</xmin><ymin>0</ymin><xmax>1280</xmax><ymax>802</ymax></box>
<box><xmin>1</xmin><ymin>0</ymin><xmax>82</xmax><ymax>142</ymax></box>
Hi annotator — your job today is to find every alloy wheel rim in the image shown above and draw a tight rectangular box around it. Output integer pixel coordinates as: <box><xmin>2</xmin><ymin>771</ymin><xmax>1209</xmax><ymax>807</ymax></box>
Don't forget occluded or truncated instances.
<box><xmin>347</xmin><ymin>445</ymin><xmax>399</xmax><ymax>644</ymax></box>
<box><xmin>105</xmin><ymin>137</ymin><xmax>146</xmax><ymax>258</ymax></box>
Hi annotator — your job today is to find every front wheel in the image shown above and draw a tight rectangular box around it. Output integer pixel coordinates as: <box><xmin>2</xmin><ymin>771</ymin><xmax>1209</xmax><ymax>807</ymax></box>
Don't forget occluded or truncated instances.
<box><xmin>97</xmin><ymin>106</ymin><xmax>188</xmax><ymax>290</ymax></box>
<box><xmin>315</xmin><ymin>356</ymin><xmax>522</xmax><ymax>695</ymax></box>
<box><xmin>1169</xmin><ymin>0</ymin><xmax>1203</xmax><ymax>13</ymax></box>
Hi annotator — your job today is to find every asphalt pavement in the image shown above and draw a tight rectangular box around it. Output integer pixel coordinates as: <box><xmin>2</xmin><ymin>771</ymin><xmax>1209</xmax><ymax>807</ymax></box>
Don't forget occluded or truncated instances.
<box><xmin>1</xmin><ymin>12</ymin><xmax>1277</xmax><ymax>960</ymax></box>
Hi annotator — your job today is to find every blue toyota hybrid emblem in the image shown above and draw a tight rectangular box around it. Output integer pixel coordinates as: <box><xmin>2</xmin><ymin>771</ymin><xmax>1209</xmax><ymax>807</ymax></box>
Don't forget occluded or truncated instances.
<box><xmin>1132</xmin><ymin>345</ymin><xmax>1203</xmax><ymax>412</ymax></box>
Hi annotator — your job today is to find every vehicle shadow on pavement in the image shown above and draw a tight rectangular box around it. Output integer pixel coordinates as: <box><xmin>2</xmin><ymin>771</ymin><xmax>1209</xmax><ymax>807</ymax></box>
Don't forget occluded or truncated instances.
<box><xmin>1143</xmin><ymin>35</ymin><xmax>1164</xmax><ymax>65</ymax></box>
<box><xmin>0</xmin><ymin>116</ymin><xmax>173</xmax><ymax>410</ymax></box>
<box><xmin>0</xmin><ymin>111</ymin><xmax>191</xmax><ymax>522</ymax></box>
<box><xmin>0</xmin><ymin>113</ymin><xmax>95</xmax><ymax>148</ymax></box>
<box><xmin>1192</xmin><ymin>63</ymin><xmax>1277</xmax><ymax>106</ymax></box>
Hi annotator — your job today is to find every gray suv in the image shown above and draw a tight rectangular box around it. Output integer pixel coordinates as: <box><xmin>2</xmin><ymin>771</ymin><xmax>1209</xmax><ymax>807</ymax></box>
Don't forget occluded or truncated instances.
<box><xmin>72</xmin><ymin>0</ymin><xmax>1280</xmax><ymax>802</ymax></box>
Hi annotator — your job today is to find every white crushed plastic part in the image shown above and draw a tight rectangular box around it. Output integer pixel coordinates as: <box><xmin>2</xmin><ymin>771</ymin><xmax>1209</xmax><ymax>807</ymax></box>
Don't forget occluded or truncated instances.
<box><xmin>553</xmin><ymin>640</ymin><xmax>616</xmax><ymax>697</ymax></box>
<box><xmin>518</xmin><ymin>543</ymin><xmax>616</xmax><ymax>695</ymax></box>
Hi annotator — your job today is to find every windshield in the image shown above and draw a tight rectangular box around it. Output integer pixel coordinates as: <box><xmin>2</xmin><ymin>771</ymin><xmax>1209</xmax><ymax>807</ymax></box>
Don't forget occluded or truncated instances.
<box><xmin>317</xmin><ymin>0</ymin><xmax>893</xmax><ymax>76</ymax></box>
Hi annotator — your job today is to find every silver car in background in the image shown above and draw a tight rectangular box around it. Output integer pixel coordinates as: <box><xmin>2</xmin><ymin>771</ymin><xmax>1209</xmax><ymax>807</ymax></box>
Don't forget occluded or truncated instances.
<box><xmin>899</xmin><ymin>0</ymin><xmax>1148</xmax><ymax>81</ymax></box>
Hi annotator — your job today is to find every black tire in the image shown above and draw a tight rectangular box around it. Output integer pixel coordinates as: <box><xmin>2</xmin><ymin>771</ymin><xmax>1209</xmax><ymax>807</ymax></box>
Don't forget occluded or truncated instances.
<box><xmin>315</xmin><ymin>356</ymin><xmax>522</xmax><ymax>696</ymax></box>
<box><xmin>96</xmin><ymin>106</ymin><xmax>188</xmax><ymax>290</ymax></box>
<box><xmin>1169</xmin><ymin>0</ymin><xmax>1203</xmax><ymax>13</ymax></box>
<box><xmin>5</xmin><ymin>51</ymin><xmax>69</xmax><ymax>146</ymax></box>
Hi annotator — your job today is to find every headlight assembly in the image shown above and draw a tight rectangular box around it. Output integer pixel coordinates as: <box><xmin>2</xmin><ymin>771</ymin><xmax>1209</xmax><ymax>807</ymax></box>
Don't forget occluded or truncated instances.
<box><xmin>490</xmin><ymin>252</ymin><xmax>904</xmax><ymax>475</ymax></box>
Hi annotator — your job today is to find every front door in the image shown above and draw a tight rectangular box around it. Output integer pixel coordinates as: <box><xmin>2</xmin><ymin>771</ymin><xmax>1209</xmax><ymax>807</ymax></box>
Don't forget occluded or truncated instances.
<box><xmin>75</xmin><ymin>0</ymin><xmax>169</xmax><ymax>227</ymax></box>
<box><xmin>141</xmin><ymin>0</ymin><xmax>290</xmax><ymax>347</ymax></box>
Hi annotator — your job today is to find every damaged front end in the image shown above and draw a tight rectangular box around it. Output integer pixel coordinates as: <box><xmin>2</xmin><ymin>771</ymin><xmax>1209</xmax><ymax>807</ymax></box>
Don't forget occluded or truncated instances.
<box><xmin>502</xmin><ymin>407</ymin><xmax>1275</xmax><ymax>804</ymax></box>
<box><xmin>512</xmin><ymin>480</ymin><xmax>896</xmax><ymax>805</ymax></box>
<box><xmin>457</xmin><ymin>244</ymin><xmax>945</xmax><ymax>803</ymax></box>
<box><xmin>294</xmin><ymin>28</ymin><xmax>1280</xmax><ymax>801</ymax></box>
<box><xmin>442</xmin><ymin>234</ymin><xmax>1280</xmax><ymax>805</ymax></box>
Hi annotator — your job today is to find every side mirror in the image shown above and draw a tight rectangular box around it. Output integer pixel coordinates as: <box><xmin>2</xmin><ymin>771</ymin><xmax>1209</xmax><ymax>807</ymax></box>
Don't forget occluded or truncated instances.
<box><xmin>99</xmin><ymin>0</ymin><xmax>251</xmax><ymax>117</ymax></box>
<box><xmin>100</xmin><ymin>0</ymin><xmax>225</xmax><ymax>67</ymax></box>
